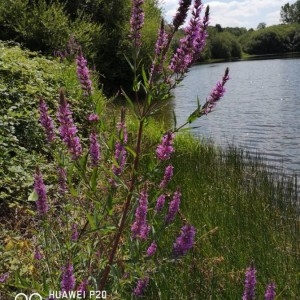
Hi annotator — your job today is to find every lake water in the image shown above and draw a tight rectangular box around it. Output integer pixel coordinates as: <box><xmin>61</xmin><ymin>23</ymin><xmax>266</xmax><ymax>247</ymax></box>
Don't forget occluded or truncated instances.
<box><xmin>172</xmin><ymin>58</ymin><xmax>300</xmax><ymax>177</ymax></box>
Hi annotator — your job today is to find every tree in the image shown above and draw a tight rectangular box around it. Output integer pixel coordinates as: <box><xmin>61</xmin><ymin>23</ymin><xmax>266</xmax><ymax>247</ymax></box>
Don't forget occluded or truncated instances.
<box><xmin>280</xmin><ymin>1</ymin><xmax>300</xmax><ymax>24</ymax></box>
<box><xmin>257</xmin><ymin>22</ymin><xmax>267</xmax><ymax>30</ymax></box>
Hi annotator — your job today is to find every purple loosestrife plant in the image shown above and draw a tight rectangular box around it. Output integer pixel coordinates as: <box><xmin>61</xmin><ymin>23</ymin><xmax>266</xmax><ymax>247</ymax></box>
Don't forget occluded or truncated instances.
<box><xmin>155</xmin><ymin>194</ymin><xmax>166</xmax><ymax>213</ymax></box>
<box><xmin>34</xmin><ymin>247</ymin><xmax>43</xmax><ymax>260</ymax></box>
<box><xmin>34</xmin><ymin>168</ymin><xmax>49</xmax><ymax>215</ymax></box>
<box><xmin>159</xmin><ymin>164</ymin><xmax>174</xmax><ymax>189</ymax></box>
<box><xmin>61</xmin><ymin>263</ymin><xmax>76</xmax><ymax>292</ymax></box>
<box><xmin>57</xmin><ymin>90</ymin><xmax>82</xmax><ymax>160</ymax></box>
<box><xmin>89</xmin><ymin>131</ymin><xmax>101</xmax><ymax>167</ymax></box>
<box><xmin>265</xmin><ymin>282</ymin><xmax>276</xmax><ymax>300</ymax></box>
<box><xmin>156</xmin><ymin>131</ymin><xmax>175</xmax><ymax>161</ymax></box>
<box><xmin>242</xmin><ymin>263</ymin><xmax>257</xmax><ymax>300</ymax></box>
<box><xmin>146</xmin><ymin>241</ymin><xmax>157</xmax><ymax>257</ymax></box>
<box><xmin>130</xmin><ymin>0</ymin><xmax>145</xmax><ymax>48</ymax></box>
<box><xmin>38</xmin><ymin>97</ymin><xmax>56</xmax><ymax>143</ymax></box>
<box><xmin>0</xmin><ymin>273</ymin><xmax>9</xmax><ymax>283</ymax></box>
<box><xmin>173</xmin><ymin>0</ymin><xmax>192</xmax><ymax>31</ymax></box>
<box><xmin>133</xmin><ymin>277</ymin><xmax>149</xmax><ymax>297</ymax></box>
<box><xmin>76</xmin><ymin>50</ymin><xmax>92</xmax><ymax>96</ymax></box>
<box><xmin>131</xmin><ymin>189</ymin><xmax>150</xmax><ymax>240</ymax></box>
<box><xmin>173</xmin><ymin>224</ymin><xmax>196</xmax><ymax>257</ymax></box>
<box><xmin>165</xmin><ymin>190</ymin><xmax>181</xmax><ymax>224</ymax></box>
<box><xmin>77</xmin><ymin>279</ymin><xmax>89</xmax><ymax>293</ymax></box>
<box><xmin>57</xmin><ymin>166</ymin><xmax>67</xmax><ymax>194</ymax></box>
<box><xmin>71</xmin><ymin>223</ymin><xmax>79</xmax><ymax>241</ymax></box>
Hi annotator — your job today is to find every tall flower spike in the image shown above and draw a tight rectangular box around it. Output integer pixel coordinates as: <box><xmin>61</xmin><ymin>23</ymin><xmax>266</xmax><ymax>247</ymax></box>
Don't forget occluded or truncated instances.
<box><xmin>38</xmin><ymin>97</ymin><xmax>56</xmax><ymax>143</ymax></box>
<box><xmin>159</xmin><ymin>164</ymin><xmax>174</xmax><ymax>189</ymax></box>
<box><xmin>165</xmin><ymin>190</ymin><xmax>181</xmax><ymax>224</ymax></box>
<box><xmin>57</xmin><ymin>90</ymin><xmax>82</xmax><ymax>160</ymax></box>
<box><xmin>242</xmin><ymin>262</ymin><xmax>257</xmax><ymax>300</ymax></box>
<box><xmin>89</xmin><ymin>131</ymin><xmax>101</xmax><ymax>167</ymax></box>
<box><xmin>265</xmin><ymin>282</ymin><xmax>276</xmax><ymax>300</ymax></box>
<box><xmin>34</xmin><ymin>167</ymin><xmax>49</xmax><ymax>215</ymax></box>
<box><xmin>76</xmin><ymin>49</ymin><xmax>92</xmax><ymax>96</ymax></box>
<box><xmin>133</xmin><ymin>277</ymin><xmax>149</xmax><ymax>297</ymax></box>
<box><xmin>146</xmin><ymin>241</ymin><xmax>157</xmax><ymax>257</ymax></box>
<box><xmin>131</xmin><ymin>189</ymin><xmax>150</xmax><ymax>240</ymax></box>
<box><xmin>156</xmin><ymin>131</ymin><xmax>175</xmax><ymax>161</ymax></box>
<box><xmin>130</xmin><ymin>0</ymin><xmax>145</xmax><ymax>47</ymax></box>
<box><xmin>155</xmin><ymin>194</ymin><xmax>166</xmax><ymax>213</ymax></box>
<box><xmin>204</xmin><ymin>67</ymin><xmax>229</xmax><ymax>114</ymax></box>
<box><xmin>173</xmin><ymin>224</ymin><xmax>196</xmax><ymax>257</ymax></box>
<box><xmin>173</xmin><ymin>0</ymin><xmax>192</xmax><ymax>31</ymax></box>
<box><xmin>61</xmin><ymin>262</ymin><xmax>76</xmax><ymax>292</ymax></box>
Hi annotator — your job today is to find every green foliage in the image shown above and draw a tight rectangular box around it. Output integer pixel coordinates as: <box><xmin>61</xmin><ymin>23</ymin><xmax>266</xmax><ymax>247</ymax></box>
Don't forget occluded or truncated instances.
<box><xmin>210</xmin><ymin>31</ymin><xmax>242</xmax><ymax>59</ymax></box>
<box><xmin>281</xmin><ymin>0</ymin><xmax>300</xmax><ymax>24</ymax></box>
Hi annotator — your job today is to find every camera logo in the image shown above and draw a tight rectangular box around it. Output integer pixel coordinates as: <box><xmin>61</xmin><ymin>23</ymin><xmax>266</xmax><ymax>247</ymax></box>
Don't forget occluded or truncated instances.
<box><xmin>14</xmin><ymin>293</ymin><xmax>43</xmax><ymax>300</ymax></box>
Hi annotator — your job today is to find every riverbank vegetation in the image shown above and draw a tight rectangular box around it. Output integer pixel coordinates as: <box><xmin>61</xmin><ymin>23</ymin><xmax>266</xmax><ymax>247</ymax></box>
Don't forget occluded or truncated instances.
<box><xmin>1</xmin><ymin>0</ymin><xmax>300</xmax><ymax>298</ymax></box>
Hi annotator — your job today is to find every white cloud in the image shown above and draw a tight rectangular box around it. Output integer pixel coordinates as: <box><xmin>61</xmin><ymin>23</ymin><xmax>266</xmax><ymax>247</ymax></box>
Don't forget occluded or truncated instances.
<box><xmin>160</xmin><ymin>0</ymin><xmax>298</xmax><ymax>29</ymax></box>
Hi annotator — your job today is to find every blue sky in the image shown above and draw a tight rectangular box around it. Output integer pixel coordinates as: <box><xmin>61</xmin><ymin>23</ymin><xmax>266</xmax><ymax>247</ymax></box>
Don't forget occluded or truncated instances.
<box><xmin>160</xmin><ymin>0</ymin><xmax>297</xmax><ymax>29</ymax></box>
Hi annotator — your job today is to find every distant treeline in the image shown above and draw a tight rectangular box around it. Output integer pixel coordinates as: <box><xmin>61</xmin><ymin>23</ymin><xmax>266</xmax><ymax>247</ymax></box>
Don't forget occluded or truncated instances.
<box><xmin>1</xmin><ymin>0</ymin><xmax>300</xmax><ymax>94</ymax></box>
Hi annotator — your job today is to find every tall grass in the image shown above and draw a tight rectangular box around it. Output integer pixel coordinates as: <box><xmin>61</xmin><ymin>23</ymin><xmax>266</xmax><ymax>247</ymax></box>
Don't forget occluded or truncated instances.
<box><xmin>144</xmin><ymin>133</ymin><xmax>300</xmax><ymax>299</ymax></box>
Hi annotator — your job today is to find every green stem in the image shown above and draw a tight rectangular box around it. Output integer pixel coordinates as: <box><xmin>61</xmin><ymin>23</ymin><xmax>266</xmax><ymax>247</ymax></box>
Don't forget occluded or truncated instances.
<box><xmin>99</xmin><ymin>119</ymin><xmax>144</xmax><ymax>290</ymax></box>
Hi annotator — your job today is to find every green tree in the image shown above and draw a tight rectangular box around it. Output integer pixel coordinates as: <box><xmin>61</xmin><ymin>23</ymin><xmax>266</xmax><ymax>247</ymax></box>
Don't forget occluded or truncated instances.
<box><xmin>280</xmin><ymin>1</ymin><xmax>300</xmax><ymax>24</ymax></box>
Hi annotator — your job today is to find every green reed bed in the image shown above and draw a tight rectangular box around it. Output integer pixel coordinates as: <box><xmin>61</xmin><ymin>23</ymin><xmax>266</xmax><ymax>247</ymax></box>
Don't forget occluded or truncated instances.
<box><xmin>146</xmin><ymin>134</ymin><xmax>300</xmax><ymax>299</ymax></box>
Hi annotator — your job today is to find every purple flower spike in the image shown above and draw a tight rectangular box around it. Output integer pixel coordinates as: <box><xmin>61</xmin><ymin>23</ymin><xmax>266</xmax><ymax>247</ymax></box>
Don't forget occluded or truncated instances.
<box><xmin>112</xmin><ymin>142</ymin><xmax>127</xmax><ymax>176</ymax></box>
<box><xmin>77</xmin><ymin>279</ymin><xmax>88</xmax><ymax>293</ymax></box>
<box><xmin>155</xmin><ymin>194</ymin><xmax>166</xmax><ymax>213</ymax></box>
<box><xmin>130</xmin><ymin>0</ymin><xmax>145</xmax><ymax>47</ymax></box>
<box><xmin>34</xmin><ymin>246</ymin><xmax>43</xmax><ymax>260</ymax></box>
<box><xmin>156</xmin><ymin>132</ymin><xmax>175</xmax><ymax>161</ymax></box>
<box><xmin>34</xmin><ymin>168</ymin><xmax>49</xmax><ymax>215</ymax></box>
<box><xmin>61</xmin><ymin>263</ymin><xmax>75</xmax><ymax>292</ymax></box>
<box><xmin>173</xmin><ymin>224</ymin><xmax>196</xmax><ymax>257</ymax></box>
<box><xmin>88</xmin><ymin>113</ymin><xmax>99</xmax><ymax>122</ymax></box>
<box><xmin>133</xmin><ymin>277</ymin><xmax>149</xmax><ymax>297</ymax></box>
<box><xmin>89</xmin><ymin>131</ymin><xmax>101</xmax><ymax>167</ymax></box>
<box><xmin>159</xmin><ymin>164</ymin><xmax>174</xmax><ymax>189</ymax></box>
<box><xmin>76</xmin><ymin>50</ymin><xmax>92</xmax><ymax>96</ymax></box>
<box><xmin>173</xmin><ymin>0</ymin><xmax>192</xmax><ymax>30</ymax></box>
<box><xmin>38</xmin><ymin>98</ymin><xmax>56</xmax><ymax>143</ymax></box>
<box><xmin>0</xmin><ymin>272</ymin><xmax>9</xmax><ymax>283</ymax></box>
<box><xmin>165</xmin><ymin>190</ymin><xmax>181</xmax><ymax>224</ymax></box>
<box><xmin>57</xmin><ymin>90</ymin><xmax>82</xmax><ymax>160</ymax></box>
<box><xmin>71</xmin><ymin>223</ymin><xmax>79</xmax><ymax>241</ymax></box>
<box><xmin>242</xmin><ymin>262</ymin><xmax>256</xmax><ymax>300</ymax></box>
<box><xmin>146</xmin><ymin>241</ymin><xmax>157</xmax><ymax>257</ymax></box>
<box><xmin>204</xmin><ymin>67</ymin><xmax>229</xmax><ymax>114</ymax></box>
<box><xmin>131</xmin><ymin>189</ymin><xmax>150</xmax><ymax>240</ymax></box>
<box><xmin>265</xmin><ymin>282</ymin><xmax>276</xmax><ymax>300</ymax></box>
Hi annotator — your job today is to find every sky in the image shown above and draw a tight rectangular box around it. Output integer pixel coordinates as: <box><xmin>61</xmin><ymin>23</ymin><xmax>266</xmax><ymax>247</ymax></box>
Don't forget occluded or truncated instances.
<box><xmin>160</xmin><ymin>0</ymin><xmax>297</xmax><ymax>29</ymax></box>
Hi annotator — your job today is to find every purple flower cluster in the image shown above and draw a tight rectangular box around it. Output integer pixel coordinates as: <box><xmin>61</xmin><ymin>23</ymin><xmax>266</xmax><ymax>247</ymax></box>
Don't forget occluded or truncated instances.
<box><xmin>242</xmin><ymin>263</ymin><xmax>257</xmax><ymax>300</ymax></box>
<box><xmin>133</xmin><ymin>277</ymin><xmax>149</xmax><ymax>297</ymax></box>
<box><xmin>170</xmin><ymin>0</ymin><xmax>209</xmax><ymax>74</ymax></box>
<box><xmin>156</xmin><ymin>132</ymin><xmax>175</xmax><ymax>161</ymax></box>
<box><xmin>71</xmin><ymin>223</ymin><xmax>79</xmax><ymax>241</ymax></box>
<box><xmin>38</xmin><ymin>98</ymin><xmax>56</xmax><ymax>143</ymax></box>
<box><xmin>87</xmin><ymin>113</ymin><xmax>99</xmax><ymax>122</ymax></box>
<box><xmin>155</xmin><ymin>194</ymin><xmax>166</xmax><ymax>213</ymax></box>
<box><xmin>61</xmin><ymin>263</ymin><xmax>75</xmax><ymax>292</ymax></box>
<box><xmin>159</xmin><ymin>165</ymin><xmax>174</xmax><ymax>189</ymax></box>
<box><xmin>112</xmin><ymin>142</ymin><xmax>127</xmax><ymax>176</ymax></box>
<box><xmin>131</xmin><ymin>189</ymin><xmax>150</xmax><ymax>240</ymax></box>
<box><xmin>130</xmin><ymin>0</ymin><xmax>145</xmax><ymax>47</ymax></box>
<box><xmin>173</xmin><ymin>0</ymin><xmax>192</xmax><ymax>30</ymax></box>
<box><xmin>173</xmin><ymin>224</ymin><xmax>196</xmax><ymax>257</ymax></box>
<box><xmin>57</xmin><ymin>167</ymin><xmax>67</xmax><ymax>194</ymax></box>
<box><xmin>34</xmin><ymin>246</ymin><xmax>43</xmax><ymax>260</ymax></box>
<box><xmin>0</xmin><ymin>272</ymin><xmax>9</xmax><ymax>283</ymax></box>
<box><xmin>150</xmin><ymin>19</ymin><xmax>169</xmax><ymax>79</ymax></box>
<box><xmin>265</xmin><ymin>282</ymin><xmax>276</xmax><ymax>300</ymax></box>
<box><xmin>57</xmin><ymin>90</ymin><xmax>82</xmax><ymax>160</ymax></box>
<box><xmin>146</xmin><ymin>241</ymin><xmax>157</xmax><ymax>257</ymax></box>
<box><xmin>204</xmin><ymin>67</ymin><xmax>229</xmax><ymax>114</ymax></box>
<box><xmin>77</xmin><ymin>279</ymin><xmax>88</xmax><ymax>293</ymax></box>
<box><xmin>89</xmin><ymin>131</ymin><xmax>101</xmax><ymax>167</ymax></box>
<box><xmin>34</xmin><ymin>168</ymin><xmax>49</xmax><ymax>215</ymax></box>
<box><xmin>165</xmin><ymin>190</ymin><xmax>181</xmax><ymax>224</ymax></box>
<box><xmin>76</xmin><ymin>50</ymin><xmax>92</xmax><ymax>96</ymax></box>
